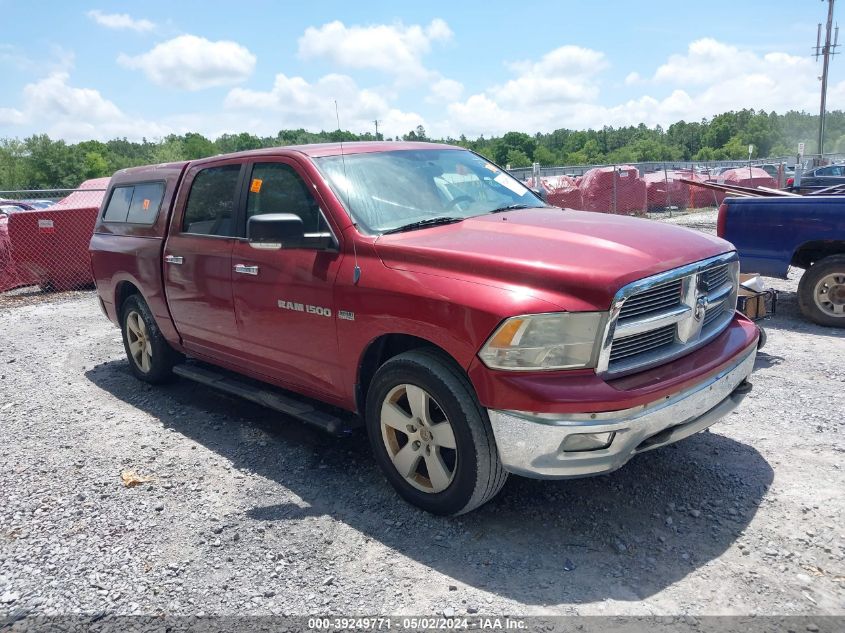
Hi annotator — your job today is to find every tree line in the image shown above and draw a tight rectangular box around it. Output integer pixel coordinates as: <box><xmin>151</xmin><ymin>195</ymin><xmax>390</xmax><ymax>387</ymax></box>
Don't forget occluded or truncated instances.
<box><xmin>1</xmin><ymin>108</ymin><xmax>843</xmax><ymax>190</ymax></box>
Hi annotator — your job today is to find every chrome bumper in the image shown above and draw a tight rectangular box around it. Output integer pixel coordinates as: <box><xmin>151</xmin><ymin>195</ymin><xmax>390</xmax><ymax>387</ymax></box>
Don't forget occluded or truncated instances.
<box><xmin>487</xmin><ymin>341</ymin><xmax>757</xmax><ymax>479</ymax></box>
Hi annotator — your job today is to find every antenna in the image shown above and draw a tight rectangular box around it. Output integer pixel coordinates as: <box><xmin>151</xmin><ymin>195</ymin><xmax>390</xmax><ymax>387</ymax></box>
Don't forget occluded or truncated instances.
<box><xmin>335</xmin><ymin>100</ymin><xmax>361</xmax><ymax>285</ymax></box>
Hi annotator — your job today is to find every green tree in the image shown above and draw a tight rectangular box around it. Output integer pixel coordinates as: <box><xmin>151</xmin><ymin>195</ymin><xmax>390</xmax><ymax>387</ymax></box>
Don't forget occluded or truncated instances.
<box><xmin>216</xmin><ymin>132</ymin><xmax>262</xmax><ymax>153</ymax></box>
<box><xmin>181</xmin><ymin>133</ymin><xmax>215</xmax><ymax>159</ymax></box>
<box><xmin>82</xmin><ymin>151</ymin><xmax>109</xmax><ymax>179</ymax></box>
<box><xmin>0</xmin><ymin>138</ymin><xmax>28</xmax><ymax>189</ymax></box>
<box><xmin>24</xmin><ymin>135</ymin><xmax>81</xmax><ymax>188</ymax></box>
<box><xmin>495</xmin><ymin>132</ymin><xmax>536</xmax><ymax>165</ymax></box>
<box><xmin>533</xmin><ymin>146</ymin><xmax>557</xmax><ymax>166</ymax></box>
<box><xmin>505</xmin><ymin>148</ymin><xmax>531</xmax><ymax>168</ymax></box>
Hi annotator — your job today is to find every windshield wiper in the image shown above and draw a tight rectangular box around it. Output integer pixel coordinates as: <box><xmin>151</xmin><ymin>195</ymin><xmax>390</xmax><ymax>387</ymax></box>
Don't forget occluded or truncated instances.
<box><xmin>488</xmin><ymin>204</ymin><xmax>533</xmax><ymax>214</ymax></box>
<box><xmin>381</xmin><ymin>216</ymin><xmax>464</xmax><ymax>235</ymax></box>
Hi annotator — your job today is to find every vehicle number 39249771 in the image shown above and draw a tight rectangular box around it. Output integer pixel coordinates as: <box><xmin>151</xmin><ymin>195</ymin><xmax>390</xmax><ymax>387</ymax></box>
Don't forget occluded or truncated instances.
<box><xmin>307</xmin><ymin>617</ymin><xmax>474</xmax><ymax>630</ymax></box>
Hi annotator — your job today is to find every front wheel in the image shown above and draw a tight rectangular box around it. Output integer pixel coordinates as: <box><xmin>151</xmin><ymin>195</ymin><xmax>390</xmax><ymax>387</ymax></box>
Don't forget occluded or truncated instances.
<box><xmin>798</xmin><ymin>255</ymin><xmax>845</xmax><ymax>328</ymax></box>
<box><xmin>120</xmin><ymin>294</ymin><xmax>181</xmax><ymax>383</ymax></box>
<box><xmin>365</xmin><ymin>349</ymin><xmax>508</xmax><ymax>515</ymax></box>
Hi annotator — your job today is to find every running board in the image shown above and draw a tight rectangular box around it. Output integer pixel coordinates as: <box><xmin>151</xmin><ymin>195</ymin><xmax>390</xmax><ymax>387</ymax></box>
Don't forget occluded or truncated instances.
<box><xmin>173</xmin><ymin>363</ymin><xmax>361</xmax><ymax>436</ymax></box>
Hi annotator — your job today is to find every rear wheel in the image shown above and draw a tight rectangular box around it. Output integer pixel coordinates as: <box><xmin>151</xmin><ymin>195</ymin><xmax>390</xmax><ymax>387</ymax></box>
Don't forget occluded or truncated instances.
<box><xmin>798</xmin><ymin>255</ymin><xmax>845</xmax><ymax>328</ymax></box>
<box><xmin>365</xmin><ymin>349</ymin><xmax>507</xmax><ymax>515</ymax></box>
<box><xmin>120</xmin><ymin>294</ymin><xmax>181</xmax><ymax>383</ymax></box>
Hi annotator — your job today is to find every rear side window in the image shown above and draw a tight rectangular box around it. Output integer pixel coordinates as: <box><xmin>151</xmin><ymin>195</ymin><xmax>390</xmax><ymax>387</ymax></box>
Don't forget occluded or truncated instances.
<box><xmin>102</xmin><ymin>182</ymin><xmax>164</xmax><ymax>224</ymax></box>
<box><xmin>182</xmin><ymin>165</ymin><xmax>241</xmax><ymax>236</ymax></box>
<box><xmin>103</xmin><ymin>186</ymin><xmax>134</xmax><ymax>222</ymax></box>
<box><xmin>127</xmin><ymin>183</ymin><xmax>165</xmax><ymax>223</ymax></box>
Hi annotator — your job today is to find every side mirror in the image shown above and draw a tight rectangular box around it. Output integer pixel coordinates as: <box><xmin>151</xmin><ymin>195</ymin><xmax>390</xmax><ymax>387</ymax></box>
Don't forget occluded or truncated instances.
<box><xmin>247</xmin><ymin>213</ymin><xmax>336</xmax><ymax>251</ymax></box>
<box><xmin>248</xmin><ymin>213</ymin><xmax>304</xmax><ymax>250</ymax></box>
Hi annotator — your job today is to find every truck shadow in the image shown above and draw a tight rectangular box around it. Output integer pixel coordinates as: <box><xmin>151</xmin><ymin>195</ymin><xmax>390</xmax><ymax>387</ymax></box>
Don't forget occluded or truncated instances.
<box><xmin>86</xmin><ymin>360</ymin><xmax>773</xmax><ymax>606</ymax></box>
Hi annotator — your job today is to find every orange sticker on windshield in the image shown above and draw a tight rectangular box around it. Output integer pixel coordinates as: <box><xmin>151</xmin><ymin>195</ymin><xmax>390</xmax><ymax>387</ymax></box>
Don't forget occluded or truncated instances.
<box><xmin>250</xmin><ymin>178</ymin><xmax>263</xmax><ymax>193</ymax></box>
<box><xmin>142</xmin><ymin>199</ymin><xmax>150</xmax><ymax>210</ymax></box>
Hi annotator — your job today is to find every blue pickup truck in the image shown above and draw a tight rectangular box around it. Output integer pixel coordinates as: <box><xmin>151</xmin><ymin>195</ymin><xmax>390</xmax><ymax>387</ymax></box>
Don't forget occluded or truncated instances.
<box><xmin>718</xmin><ymin>196</ymin><xmax>845</xmax><ymax>327</ymax></box>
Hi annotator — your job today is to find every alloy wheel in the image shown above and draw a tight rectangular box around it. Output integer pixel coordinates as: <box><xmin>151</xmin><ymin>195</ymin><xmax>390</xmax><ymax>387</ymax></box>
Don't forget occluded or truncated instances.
<box><xmin>380</xmin><ymin>383</ymin><xmax>458</xmax><ymax>493</ymax></box>
<box><xmin>126</xmin><ymin>311</ymin><xmax>153</xmax><ymax>372</ymax></box>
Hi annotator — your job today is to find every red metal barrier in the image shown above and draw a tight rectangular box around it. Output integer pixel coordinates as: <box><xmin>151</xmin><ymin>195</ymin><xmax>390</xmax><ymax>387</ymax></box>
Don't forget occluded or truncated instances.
<box><xmin>526</xmin><ymin>175</ymin><xmax>583</xmax><ymax>210</ymax></box>
<box><xmin>0</xmin><ymin>215</ymin><xmax>39</xmax><ymax>292</ymax></box>
<box><xmin>712</xmin><ymin>168</ymin><xmax>777</xmax><ymax>204</ymax></box>
<box><xmin>4</xmin><ymin>179</ymin><xmax>107</xmax><ymax>292</ymax></box>
<box><xmin>8</xmin><ymin>206</ymin><xmax>100</xmax><ymax>291</ymax></box>
<box><xmin>578</xmin><ymin>166</ymin><xmax>646</xmax><ymax>215</ymax></box>
<box><xmin>643</xmin><ymin>171</ymin><xmax>690</xmax><ymax>211</ymax></box>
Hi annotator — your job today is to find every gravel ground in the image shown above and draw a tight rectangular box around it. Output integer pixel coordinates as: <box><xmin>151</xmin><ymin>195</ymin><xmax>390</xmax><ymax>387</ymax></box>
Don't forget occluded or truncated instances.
<box><xmin>1</xmin><ymin>209</ymin><xmax>844</xmax><ymax>622</ymax></box>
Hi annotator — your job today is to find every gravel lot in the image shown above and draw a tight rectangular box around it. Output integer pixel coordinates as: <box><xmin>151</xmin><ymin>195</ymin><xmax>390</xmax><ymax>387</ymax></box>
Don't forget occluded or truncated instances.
<box><xmin>1</xmin><ymin>210</ymin><xmax>844</xmax><ymax>623</ymax></box>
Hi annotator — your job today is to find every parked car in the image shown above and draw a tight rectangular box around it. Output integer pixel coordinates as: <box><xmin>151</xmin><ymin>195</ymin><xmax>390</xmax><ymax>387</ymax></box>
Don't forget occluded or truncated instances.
<box><xmin>758</xmin><ymin>163</ymin><xmax>793</xmax><ymax>184</ymax></box>
<box><xmin>0</xmin><ymin>204</ymin><xmax>27</xmax><ymax>216</ymax></box>
<box><xmin>788</xmin><ymin>163</ymin><xmax>845</xmax><ymax>192</ymax></box>
<box><xmin>0</xmin><ymin>200</ymin><xmax>36</xmax><ymax>211</ymax></box>
<box><xmin>718</xmin><ymin>196</ymin><xmax>845</xmax><ymax>327</ymax></box>
<box><xmin>89</xmin><ymin>142</ymin><xmax>761</xmax><ymax>515</ymax></box>
<box><xmin>22</xmin><ymin>199</ymin><xmax>57</xmax><ymax>209</ymax></box>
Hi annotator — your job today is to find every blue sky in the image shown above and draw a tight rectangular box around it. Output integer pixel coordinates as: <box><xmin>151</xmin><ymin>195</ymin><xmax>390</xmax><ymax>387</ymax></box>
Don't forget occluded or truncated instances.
<box><xmin>1</xmin><ymin>0</ymin><xmax>842</xmax><ymax>141</ymax></box>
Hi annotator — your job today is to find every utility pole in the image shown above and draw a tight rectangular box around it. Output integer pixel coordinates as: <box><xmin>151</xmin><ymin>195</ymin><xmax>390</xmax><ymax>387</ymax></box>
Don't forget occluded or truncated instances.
<box><xmin>815</xmin><ymin>0</ymin><xmax>839</xmax><ymax>159</ymax></box>
<box><xmin>373</xmin><ymin>119</ymin><xmax>381</xmax><ymax>141</ymax></box>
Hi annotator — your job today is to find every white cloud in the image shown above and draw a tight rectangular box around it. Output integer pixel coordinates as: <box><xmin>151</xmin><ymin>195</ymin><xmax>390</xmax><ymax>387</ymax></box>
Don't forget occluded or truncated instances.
<box><xmin>495</xmin><ymin>46</ymin><xmax>607</xmax><ymax>107</ymax></box>
<box><xmin>427</xmin><ymin>78</ymin><xmax>463</xmax><ymax>103</ymax></box>
<box><xmin>298</xmin><ymin>19</ymin><xmax>452</xmax><ymax>80</ymax></box>
<box><xmin>117</xmin><ymin>35</ymin><xmax>256</xmax><ymax>90</ymax></box>
<box><xmin>0</xmin><ymin>72</ymin><xmax>171</xmax><ymax>141</ymax></box>
<box><xmin>224</xmin><ymin>73</ymin><xmax>425</xmax><ymax>138</ymax></box>
<box><xmin>444</xmin><ymin>38</ymin><xmax>832</xmax><ymax>136</ymax></box>
<box><xmin>444</xmin><ymin>45</ymin><xmax>608</xmax><ymax>135</ymax></box>
<box><xmin>0</xmin><ymin>107</ymin><xmax>26</xmax><ymax>126</ymax></box>
<box><xmin>624</xmin><ymin>71</ymin><xmax>641</xmax><ymax>85</ymax></box>
<box><xmin>87</xmin><ymin>10</ymin><xmax>156</xmax><ymax>33</ymax></box>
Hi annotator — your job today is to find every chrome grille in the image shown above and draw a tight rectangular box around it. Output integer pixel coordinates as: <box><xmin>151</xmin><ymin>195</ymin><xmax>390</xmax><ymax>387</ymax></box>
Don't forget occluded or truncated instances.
<box><xmin>609</xmin><ymin>324</ymin><xmax>676</xmax><ymax>362</ymax></box>
<box><xmin>617</xmin><ymin>279</ymin><xmax>682</xmax><ymax>321</ymax></box>
<box><xmin>703</xmin><ymin>302</ymin><xmax>726</xmax><ymax>327</ymax></box>
<box><xmin>701</xmin><ymin>264</ymin><xmax>729</xmax><ymax>290</ymax></box>
<box><xmin>598</xmin><ymin>254</ymin><xmax>739</xmax><ymax>377</ymax></box>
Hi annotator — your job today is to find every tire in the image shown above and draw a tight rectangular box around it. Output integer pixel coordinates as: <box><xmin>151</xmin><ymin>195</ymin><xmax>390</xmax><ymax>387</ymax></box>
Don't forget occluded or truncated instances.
<box><xmin>797</xmin><ymin>255</ymin><xmax>845</xmax><ymax>328</ymax></box>
<box><xmin>365</xmin><ymin>349</ymin><xmax>508</xmax><ymax>515</ymax></box>
<box><xmin>120</xmin><ymin>294</ymin><xmax>182</xmax><ymax>383</ymax></box>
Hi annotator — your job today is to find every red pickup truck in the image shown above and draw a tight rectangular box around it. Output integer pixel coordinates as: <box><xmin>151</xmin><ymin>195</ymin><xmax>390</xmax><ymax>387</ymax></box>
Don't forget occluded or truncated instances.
<box><xmin>89</xmin><ymin>142</ymin><xmax>760</xmax><ymax>515</ymax></box>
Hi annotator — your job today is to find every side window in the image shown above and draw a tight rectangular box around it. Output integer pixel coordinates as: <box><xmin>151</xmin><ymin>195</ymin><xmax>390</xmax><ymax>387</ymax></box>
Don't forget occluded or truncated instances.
<box><xmin>830</xmin><ymin>166</ymin><xmax>844</xmax><ymax>177</ymax></box>
<box><xmin>126</xmin><ymin>182</ymin><xmax>164</xmax><ymax>224</ymax></box>
<box><xmin>182</xmin><ymin>165</ymin><xmax>241</xmax><ymax>236</ymax></box>
<box><xmin>247</xmin><ymin>163</ymin><xmax>321</xmax><ymax>234</ymax></box>
<box><xmin>103</xmin><ymin>186</ymin><xmax>133</xmax><ymax>222</ymax></box>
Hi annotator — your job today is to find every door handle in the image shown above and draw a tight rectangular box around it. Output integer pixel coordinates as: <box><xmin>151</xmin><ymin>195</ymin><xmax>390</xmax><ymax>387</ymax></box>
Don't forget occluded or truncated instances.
<box><xmin>164</xmin><ymin>255</ymin><xmax>183</xmax><ymax>265</ymax></box>
<box><xmin>234</xmin><ymin>264</ymin><xmax>259</xmax><ymax>276</ymax></box>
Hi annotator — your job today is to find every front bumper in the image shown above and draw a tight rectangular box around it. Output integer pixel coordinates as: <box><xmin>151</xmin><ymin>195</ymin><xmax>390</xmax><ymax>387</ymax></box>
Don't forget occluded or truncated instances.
<box><xmin>487</xmin><ymin>340</ymin><xmax>757</xmax><ymax>479</ymax></box>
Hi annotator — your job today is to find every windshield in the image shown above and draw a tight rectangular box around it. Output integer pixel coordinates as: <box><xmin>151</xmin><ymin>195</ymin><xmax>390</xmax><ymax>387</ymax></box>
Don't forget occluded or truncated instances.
<box><xmin>314</xmin><ymin>148</ymin><xmax>545</xmax><ymax>234</ymax></box>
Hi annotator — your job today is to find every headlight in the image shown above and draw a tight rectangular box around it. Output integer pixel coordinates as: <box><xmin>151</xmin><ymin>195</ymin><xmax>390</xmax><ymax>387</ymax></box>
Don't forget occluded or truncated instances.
<box><xmin>478</xmin><ymin>312</ymin><xmax>605</xmax><ymax>371</ymax></box>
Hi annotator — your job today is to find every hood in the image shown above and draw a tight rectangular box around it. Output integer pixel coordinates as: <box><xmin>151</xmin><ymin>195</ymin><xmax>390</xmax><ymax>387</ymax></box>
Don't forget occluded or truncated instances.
<box><xmin>374</xmin><ymin>207</ymin><xmax>733</xmax><ymax>311</ymax></box>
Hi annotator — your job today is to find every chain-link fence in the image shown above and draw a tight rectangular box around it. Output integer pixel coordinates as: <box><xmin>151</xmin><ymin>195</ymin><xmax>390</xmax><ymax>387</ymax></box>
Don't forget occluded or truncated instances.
<box><xmin>1</xmin><ymin>181</ymin><xmax>107</xmax><ymax>296</ymax></box>
<box><xmin>521</xmin><ymin>160</ymin><xmax>792</xmax><ymax>216</ymax></box>
<box><xmin>0</xmin><ymin>155</ymin><xmax>832</xmax><ymax>297</ymax></box>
